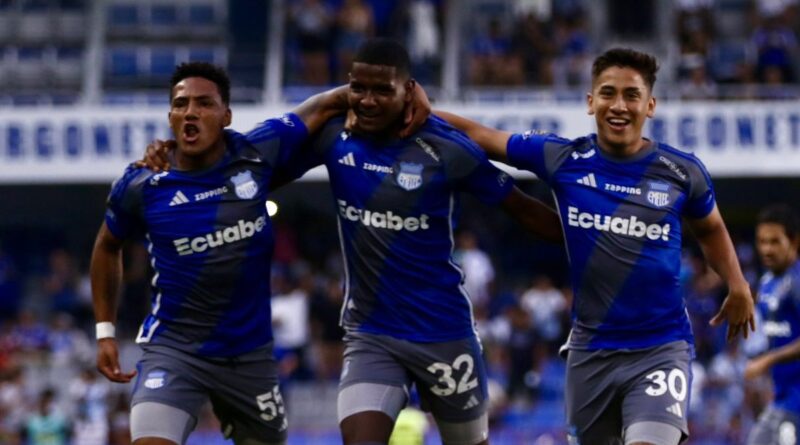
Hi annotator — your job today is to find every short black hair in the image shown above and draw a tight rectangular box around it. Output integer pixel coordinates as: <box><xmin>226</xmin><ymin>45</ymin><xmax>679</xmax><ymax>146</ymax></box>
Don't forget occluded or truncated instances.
<box><xmin>353</xmin><ymin>38</ymin><xmax>411</xmax><ymax>79</ymax></box>
<box><xmin>170</xmin><ymin>62</ymin><xmax>230</xmax><ymax>105</ymax></box>
<box><xmin>592</xmin><ymin>48</ymin><xmax>659</xmax><ymax>91</ymax></box>
<box><xmin>757</xmin><ymin>204</ymin><xmax>800</xmax><ymax>240</ymax></box>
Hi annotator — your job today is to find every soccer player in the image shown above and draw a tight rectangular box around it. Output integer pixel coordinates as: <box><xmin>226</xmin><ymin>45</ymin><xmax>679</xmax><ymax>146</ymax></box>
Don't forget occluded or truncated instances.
<box><xmin>90</xmin><ymin>62</ymin><xmax>355</xmax><ymax>445</ymax></box>
<box><xmin>285</xmin><ymin>38</ymin><xmax>562</xmax><ymax>445</ymax></box>
<box><xmin>436</xmin><ymin>48</ymin><xmax>755</xmax><ymax>445</ymax></box>
<box><xmin>745</xmin><ymin>204</ymin><xmax>800</xmax><ymax>445</ymax></box>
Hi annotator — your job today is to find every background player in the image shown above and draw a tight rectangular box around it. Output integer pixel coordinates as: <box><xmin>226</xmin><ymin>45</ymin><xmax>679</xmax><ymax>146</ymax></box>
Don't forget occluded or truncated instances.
<box><xmin>745</xmin><ymin>204</ymin><xmax>800</xmax><ymax>445</ymax></box>
<box><xmin>90</xmin><ymin>62</ymin><xmax>357</xmax><ymax>445</ymax></box>
<box><xmin>436</xmin><ymin>47</ymin><xmax>754</xmax><ymax>445</ymax></box>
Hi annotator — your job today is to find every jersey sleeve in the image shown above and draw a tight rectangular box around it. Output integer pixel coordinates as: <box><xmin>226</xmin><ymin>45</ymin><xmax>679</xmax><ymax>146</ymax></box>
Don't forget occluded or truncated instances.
<box><xmin>682</xmin><ymin>154</ymin><xmax>716</xmax><ymax>219</ymax></box>
<box><xmin>506</xmin><ymin>131</ymin><xmax>564</xmax><ymax>183</ymax></box>
<box><xmin>435</xmin><ymin>123</ymin><xmax>514</xmax><ymax>205</ymax></box>
<box><xmin>269</xmin><ymin>118</ymin><xmax>343</xmax><ymax>188</ymax></box>
<box><xmin>244</xmin><ymin>113</ymin><xmax>309</xmax><ymax>169</ymax></box>
<box><xmin>104</xmin><ymin>165</ymin><xmax>146</xmax><ymax>240</ymax></box>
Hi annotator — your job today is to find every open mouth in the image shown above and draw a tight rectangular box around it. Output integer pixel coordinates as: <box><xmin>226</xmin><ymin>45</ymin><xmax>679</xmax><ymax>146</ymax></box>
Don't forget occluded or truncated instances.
<box><xmin>606</xmin><ymin>117</ymin><xmax>630</xmax><ymax>131</ymax></box>
<box><xmin>183</xmin><ymin>123</ymin><xmax>200</xmax><ymax>143</ymax></box>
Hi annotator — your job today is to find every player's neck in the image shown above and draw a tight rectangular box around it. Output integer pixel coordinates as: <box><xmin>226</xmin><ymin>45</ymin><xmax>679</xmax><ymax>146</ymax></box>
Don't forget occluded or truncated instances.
<box><xmin>597</xmin><ymin>137</ymin><xmax>650</xmax><ymax>158</ymax></box>
<box><xmin>174</xmin><ymin>139</ymin><xmax>226</xmax><ymax>171</ymax></box>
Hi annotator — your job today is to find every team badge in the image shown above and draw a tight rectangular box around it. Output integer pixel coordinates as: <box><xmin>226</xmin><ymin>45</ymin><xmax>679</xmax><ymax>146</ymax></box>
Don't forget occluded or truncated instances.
<box><xmin>231</xmin><ymin>170</ymin><xmax>258</xmax><ymax>199</ymax></box>
<box><xmin>646</xmin><ymin>181</ymin><xmax>671</xmax><ymax>207</ymax></box>
<box><xmin>396</xmin><ymin>162</ymin><xmax>423</xmax><ymax>191</ymax></box>
<box><xmin>144</xmin><ymin>370</ymin><xmax>166</xmax><ymax>389</ymax></box>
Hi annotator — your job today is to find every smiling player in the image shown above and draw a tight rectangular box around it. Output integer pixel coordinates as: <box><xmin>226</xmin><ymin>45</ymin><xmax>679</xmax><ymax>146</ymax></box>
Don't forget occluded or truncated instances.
<box><xmin>437</xmin><ymin>47</ymin><xmax>754</xmax><ymax>445</ymax></box>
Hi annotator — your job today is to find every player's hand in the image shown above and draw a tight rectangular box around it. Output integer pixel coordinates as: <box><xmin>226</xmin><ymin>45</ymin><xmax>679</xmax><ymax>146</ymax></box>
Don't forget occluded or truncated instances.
<box><xmin>96</xmin><ymin>338</ymin><xmax>137</xmax><ymax>383</ymax></box>
<box><xmin>134</xmin><ymin>139</ymin><xmax>175</xmax><ymax>172</ymax></box>
<box><xmin>344</xmin><ymin>109</ymin><xmax>358</xmax><ymax>133</ymax></box>
<box><xmin>744</xmin><ymin>355</ymin><xmax>772</xmax><ymax>380</ymax></box>
<box><xmin>709</xmin><ymin>283</ymin><xmax>755</xmax><ymax>342</ymax></box>
<box><xmin>399</xmin><ymin>82</ymin><xmax>431</xmax><ymax>138</ymax></box>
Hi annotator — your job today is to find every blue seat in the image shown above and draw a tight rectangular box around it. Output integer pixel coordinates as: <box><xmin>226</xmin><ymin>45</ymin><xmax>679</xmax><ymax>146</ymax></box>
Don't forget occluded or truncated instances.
<box><xmin>189</xmin><ymin>4</ymin><xmax>216</xmax><ymax>25</ymax></box>
<box><xmin>150</xmin><ymin>47</ymin><xmax>177</xmax><ymax>78</ymax></box>
<box><xmin>108</xmin><ymin>47</ymin><xmax>138</xmax><ymax>78</ymax></box>
<box><xmin>108</xmin><ymin>4</ymin><xmax>138</xmax><ymax>27</ymax></box>
<box><xmin>151</xmin><ymin>4</ymin><xmax>178</xmax><ymax>26</ymax></box>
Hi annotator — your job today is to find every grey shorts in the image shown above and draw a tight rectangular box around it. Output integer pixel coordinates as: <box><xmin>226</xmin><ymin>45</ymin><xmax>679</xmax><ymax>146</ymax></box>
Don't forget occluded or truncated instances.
<box><xmin>339</xmin><ymin>331</ymin><xmax>489</xmax><ymax>423</ymax></box>
<box><xmin>565</xmin><ymin>341</ymin><xmax>692</xmax><ymax>444</ymax></box>
<box><xmin>131</xmin><ymin>343</ymin><xmax>287</xmax><ymax>443</ymax></box>
<box><xmin>747</xmin><ymin>406</ymin><xmax>800</xmax><ymax>445</ymax></box>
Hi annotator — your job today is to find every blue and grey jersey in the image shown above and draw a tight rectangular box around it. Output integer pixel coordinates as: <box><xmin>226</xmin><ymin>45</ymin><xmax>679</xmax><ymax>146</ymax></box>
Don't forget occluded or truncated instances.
<box><xmin>507</xmin><ymin>132</ymin><xmax>716</xmax><ymax>351</ymax></box>
<box><xmin>298</xmin><ymin>116</ymin><xmax>513</xmax><ymax>342</ymax></box>
<box><xmin>757</xmin><ymin>261</ymin><xmax>800</xmax><ymax>415</ymax></box>
<box><xmin>105</xmin><ymin>114</ymin><xmax>308</xmax><ymax>357</ymax></box>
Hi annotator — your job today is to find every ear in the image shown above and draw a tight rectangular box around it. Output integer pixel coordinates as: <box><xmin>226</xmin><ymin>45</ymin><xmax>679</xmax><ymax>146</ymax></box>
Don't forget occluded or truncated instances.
<box><xmin>404</xmin><ymin>79</ymin><xmax>416</xmax><ymax>103</ymax></box>
<box><xmin>586</xmin><ymin>92</ymin><xmax>594</xmax><ymax>115</ymax></box>
<box><xmin>646</xmin><ymin>95</ymin><xmax>656</xmax><ymax>119</ymax></box>
<box><xmin>223</xmin><ymin>107</ymin><xmax>232</xmax><ymax>127</ymax></box>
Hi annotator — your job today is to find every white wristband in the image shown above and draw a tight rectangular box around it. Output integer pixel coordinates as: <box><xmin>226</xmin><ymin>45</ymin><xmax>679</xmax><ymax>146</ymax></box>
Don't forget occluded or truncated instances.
<box><xmin>96</xmin><ymin>322</ymin><xmax>116</xmax><ymax>340</ymax></box>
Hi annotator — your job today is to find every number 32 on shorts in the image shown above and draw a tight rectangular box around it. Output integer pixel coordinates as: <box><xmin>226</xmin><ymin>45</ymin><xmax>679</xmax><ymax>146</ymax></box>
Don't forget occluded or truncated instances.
<box><xmin>644</xmin><ymin>368</ymin><xmax>687</xmax><ymax>401</ymax></box>
<box><xmin>427</xmin><ymin>354</ymin><xmax>478</xmax><ymax>397</ymax></box>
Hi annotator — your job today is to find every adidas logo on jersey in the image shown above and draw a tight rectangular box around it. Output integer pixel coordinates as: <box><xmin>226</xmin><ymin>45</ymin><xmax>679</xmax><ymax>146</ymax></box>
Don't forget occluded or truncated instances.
<box><xmin>462</xmin><ymin>395</ymin><xmax>480</xmax><ymax>410</ymax></box>
<box><xmin>337</xmin><ymin>199</ymin><xmax>430</xmax><ymax>232</ymax></box>
<box><xmin>666</xmin><ymin>402</ymin><xmax>683</xmax><ymax>418</ymax></box>
<box><xmin>567</xmin><ymin>206</ymin><xmax>671</xmax><ymax>241</ymax></box>
<box><xmin>338</xmin><ymin>152</ymin><xmax>356</xmax><ymax>167</ymax></box>
<box><xmin>576</xmin><ymin>173</ymin><xmax>597</xmax><ymax>188</ymax></box>
<box><xmin>173</xmin><ymin>216</ymin><xmax>267</xmax><ymax>256</ymax></box>
<box><xmin>169</xmin><ymin>191</ymin><xmax>190</xmax><ymax>206</ymax></box>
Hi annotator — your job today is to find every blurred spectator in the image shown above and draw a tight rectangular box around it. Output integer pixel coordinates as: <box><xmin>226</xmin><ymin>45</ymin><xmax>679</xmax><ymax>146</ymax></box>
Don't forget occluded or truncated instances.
<box><xmin>454</xmin><ymin>230</ymin><xmax>495</xmax><ymax>308</ymax></box>
<box><xmin>10</xmin><ymin>310</ymin><xmax>49</xmax><ymax>353</ymax></box>
<box><xmin>552</xmin><ymin>13</ymin><xmax>591</xmax><ymax>88</ymax></box>
<box><xmin>41</xmin><ymin>248</ymin><xmax>80</xmax><ymax>317</ymax></box>
<box><xmin>519</xmin><ymin>274</ymin><xmax>566</xmax><ymax>348</ymax></box>
<box><xmin>391</xmin><ymin>0</ymin><xmax>442</xmax><ymax>85</ymax></box>
<box><xmin>752</xmin><ymin>15</ymin><xmax>798</xmax><ymax>83</ymax></box>
<box><xmin>67</xmin><ymin>368</ymin><xmax>109</xmax><ymax>445</ymax></box>
<box><xmin>107</xmin><ymin>393</ymin><xmax>131</xmax><ymax>445</ymax></box>
<box><xmin>468</xmin><ymin>18</ymin><xmax>524</xmax><ymax>86</ymax></box>
<box><xmin>335</xmin><ymin>0</ymin><xmax>375</xmax><ymax>82</ymax></box>
<box><xmin>0</xmin><ymin>365</ymin><xmax>26</xmax><ymax>444</ymax></box>
<box><xmin>22</xmin><ymin>388</ymin><xmax>70</xmax><ymax>445</ymax></box>
<box><xmin>513</xmin><ymin>9</ymin><xmax>556</xmax><ymax>85</ymax></box>
<box><xmin>271</xmin><ymin>266</ymin><xmax>312</xmax><ymax>381</ymax></box>
<box><xmin>288</xmin><ymin>0</ymin><xmax>333</xmax><ymax>85</ymax></box>
<box><xmin>679</xmin><ymin>53</ymin><xmax>718</xmax><ymax>100</ymax></box>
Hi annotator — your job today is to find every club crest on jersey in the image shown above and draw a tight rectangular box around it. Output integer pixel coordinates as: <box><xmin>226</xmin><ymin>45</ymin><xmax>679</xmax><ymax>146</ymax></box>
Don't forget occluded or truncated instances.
<box><xmin>231</xmin><ymin>170</ymin><xmax>258</xmax><ymax>199</ymax></box>
<box><xmin>646</xmin><ymin>181</ymin><xmax>671</xmax><ymax>207</ymax></box>
<box><xmin>396</xmin><ymin>162</ymin><xmax>423</xmax><ymax>191</ymax></box>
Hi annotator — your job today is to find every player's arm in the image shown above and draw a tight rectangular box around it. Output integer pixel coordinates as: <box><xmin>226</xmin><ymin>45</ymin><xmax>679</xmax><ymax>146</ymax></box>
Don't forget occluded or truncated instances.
<box><xmin>687</xmin><ymin>205</ymin><xmax>755</xmax><ymax>341</ymax></box>
<box><xmin>500</xmin><ymin>187</ymin><xmax>563</xmax><ymax>243</ymax></box>
<box><xmin>291</xmin><ymin>85</ymin><xmax>350</xmax><ymax>134</ymax></box>
<box><xmin>436</xmin><ymin>111</ymin><xmax>513</xmax><ymax>162</ymax></box>
<box><xmin>745</xmin><ymin>337</ymin><xmax>800</xmax><ymax>379</ymax></box>
<box><xmin>89</xmin><ymin>222</ymin><xmax>137</xmax><ymax>383</ymax></box>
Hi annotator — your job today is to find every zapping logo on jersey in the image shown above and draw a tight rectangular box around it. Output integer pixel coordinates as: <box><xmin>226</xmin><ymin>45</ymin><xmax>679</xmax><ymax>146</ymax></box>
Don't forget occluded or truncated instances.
<box><xmin>173</xmin><ymin>216</ymin><xmax>267</xmax><ymax>255</ymax></box>
<box><xmin>337</xmin><ymin>200</ymin><xmax>430</xmax><ymax>232</ymax></box>
<box><xmin>567</xmin><ymin>206</ymin><xmax>671</xmax><ymax>241</ymax></box>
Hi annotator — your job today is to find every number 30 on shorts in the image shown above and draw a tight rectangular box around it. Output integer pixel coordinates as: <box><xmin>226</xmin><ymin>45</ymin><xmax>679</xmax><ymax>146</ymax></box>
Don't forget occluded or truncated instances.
<box><xmin>644</xmin><ymin>368</ymin><xmax>687</xmax><ymax>401</ymax></box>
<box><xmin>427</xmin><ymin>354</ymin><xmax>478</xmax><ymax>397</ymax></box>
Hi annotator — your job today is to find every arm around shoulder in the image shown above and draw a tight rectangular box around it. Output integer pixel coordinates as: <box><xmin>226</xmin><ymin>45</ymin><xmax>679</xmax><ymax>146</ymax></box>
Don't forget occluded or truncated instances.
<box><xmin>292</xmin><ymin>85</ymin><xmax>350</xmax><ymax>133</ymax></box>
<box><xmin>435</xmin><ymin>110</ymin><xmax>512</xmax><ymax>162</ymax></box>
